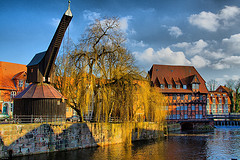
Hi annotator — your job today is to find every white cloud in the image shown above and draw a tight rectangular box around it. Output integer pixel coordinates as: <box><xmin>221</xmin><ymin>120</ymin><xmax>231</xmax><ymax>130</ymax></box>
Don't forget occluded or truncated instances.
<box><xmin>133</xmin><ymin>47</ymin><xmax>191</xmax><ymax>67</ymax></box>
<box><xmin>203</xmin><ymin>50</ymin><xmax>225</xmax><ymax>60</ymax></box>
<box><xmin>219</xmin><ymin>6</ymin><xmax>240</xmax><ymax>27</ymax></box>
<box><xmin>189</xmin><ymin>6</ymin><xmax>240</xmax><ymax>32</ymax></box>
<box><xmin>212</xmin><ymin>62</ymin><xmax>230</xmax><ymax>70</ymax></box>
<box><xmin>129</xmin><ymin>40</ymin><xmax>147</xmax><ymax>48</ymax></box>
<box><xmin>222</xmin><ymin>56</ymin><xmax>240</xmax><ymax>65</ymax></box>
<box><xmin>190</xmin><ymin>55</ymin><xmax>210</xmax><ymax>68</ymax></box>
<box><xmin>222</xmin><ymin>33</ymin><xmax>240</xmax><ymax>54</ymax></box>
<box><xmin>168</xmin><ymin>26</ymin><xmax>183</xmax><ymax>38</ymax></box>
<box><xmin>211</xmin><ymin>56</ymin><xmax>240</xmax><ymax>70</ymax></box>
<box><xmin>216</xmin><ymin>74</ymin><xmax>240</xmax><ymax>84</ymax></box>
<box><xmin>189</xmin><ymin>11</ymin><xmax>219</xmax><ymax>32</ymax></box>
<box><xmin>83</xmin><ymin>10</ymin><xmax>101</xmax><ymax>22</ymax></box>
<box><xmin>172</xmin><ymin>39</ymin><xmax>208</xmax><ymax>55</ymax></box>
<box><xmin>119</xmin><ymin>16</ymin><xmax>132</xmax><ymax>33</ymax></box>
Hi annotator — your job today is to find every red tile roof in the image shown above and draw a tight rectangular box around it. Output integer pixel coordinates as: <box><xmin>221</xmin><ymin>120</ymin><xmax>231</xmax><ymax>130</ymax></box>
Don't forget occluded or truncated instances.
<box><xmin>0</xmin><ymin>61</ymin><xmax>27</xmax><ymax>90</ymax></box>
<box><xmin>14</xmin><ymin>83</ymin><xmax>65</xmax><ymax>99</ymax></box>
<box><xmin>216</xmin><ymin>85</ymin><xmax>232</xmax><ymax>93</ymax></box>
<box><xmin>148</xmin><ymin>64</ymin><xmax>208</xmax><ymax>94</ymax></box>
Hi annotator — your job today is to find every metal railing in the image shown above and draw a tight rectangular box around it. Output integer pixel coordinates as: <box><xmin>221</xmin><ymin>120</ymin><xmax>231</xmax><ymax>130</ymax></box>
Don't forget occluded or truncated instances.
<box><xmin>0</xmin><ymin>115</ymin><xmax>66</xmax><ymax>124</ymax></box>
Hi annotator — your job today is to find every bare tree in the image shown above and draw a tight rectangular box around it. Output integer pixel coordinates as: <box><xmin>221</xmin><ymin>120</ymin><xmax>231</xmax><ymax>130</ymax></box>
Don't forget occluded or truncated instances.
<box><xmin>207</xmin><ymin>79</ymin><xmax>218</xmax><ymax>91</ymax></box>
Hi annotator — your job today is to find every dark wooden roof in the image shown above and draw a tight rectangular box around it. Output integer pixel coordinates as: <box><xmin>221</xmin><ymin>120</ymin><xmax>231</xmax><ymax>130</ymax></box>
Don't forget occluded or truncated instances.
<box><xmin>27</xmin><ymin>51</ymin><xmax>46</xmax><ymax>67</ymax></box>
<box><xmin>14</xmin><ymin>83</ymin><xmax>65</xmax><ymax>99</ymax></box>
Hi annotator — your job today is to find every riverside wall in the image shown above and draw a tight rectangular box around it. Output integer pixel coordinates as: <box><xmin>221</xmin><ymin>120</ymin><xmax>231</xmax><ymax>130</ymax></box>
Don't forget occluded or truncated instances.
<box><xmin>0</xmin><ymin>122</ymin><xmax>164</xmax><ymax>158</ymax></box>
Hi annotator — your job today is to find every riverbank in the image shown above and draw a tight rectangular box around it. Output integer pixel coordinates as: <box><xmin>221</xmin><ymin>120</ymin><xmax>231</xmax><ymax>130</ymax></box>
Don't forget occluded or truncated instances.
<box><xmin>0</xmin><ymin>122</ymin><xmax>165</xmax><ymax>158</ymax></box>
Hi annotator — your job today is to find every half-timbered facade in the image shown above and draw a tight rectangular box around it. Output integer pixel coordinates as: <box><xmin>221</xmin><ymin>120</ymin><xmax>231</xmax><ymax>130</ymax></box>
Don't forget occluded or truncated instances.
<box><xmin>148</xmin><ymin>64</ymin><xmax>209</xmax><ymax>122</ymax></box>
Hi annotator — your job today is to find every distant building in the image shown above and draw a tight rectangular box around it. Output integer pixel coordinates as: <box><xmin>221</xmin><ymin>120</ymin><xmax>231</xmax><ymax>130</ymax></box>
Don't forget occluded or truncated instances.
<box><xmin>206</xmin><ymin>85</ymin><xmax>231</xmax><ymax>114</ymax></box>
<box><xmin>148</xmin><ymin>64</ymin><xmax>209</xmax><ymax>121</ymax></box>
<box><xmin>207</xmin><ymin>90</ymin><xmax>230</xmax><ymax>114</ymax></box>
<box><xmin>0</xmin><ymin>61</ymin><xmax>28</xmax><ymax>116</ymax></box>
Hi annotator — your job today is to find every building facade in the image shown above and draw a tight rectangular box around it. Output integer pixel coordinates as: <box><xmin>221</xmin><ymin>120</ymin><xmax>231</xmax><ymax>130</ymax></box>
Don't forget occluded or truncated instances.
<box><xmin>148</xmin><ymin>64</ymin><xmax>209</xmax><ymax>122</ymax></box>
<box><xmin>0</xmin><ymin>61</ymin><xmax>28</xmax><ymax>116</ymax></box>
<box><xmin>206</xmin><ymin>85</ymin><xmax>231</xmax><ymax>114</ymax></box>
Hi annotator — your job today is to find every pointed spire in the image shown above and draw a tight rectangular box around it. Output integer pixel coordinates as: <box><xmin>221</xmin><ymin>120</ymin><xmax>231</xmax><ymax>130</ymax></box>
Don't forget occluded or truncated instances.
<box><xmin>65</xmin><ymin>0</ymin><xmax>73</xmax><ymax>17</ymax></box>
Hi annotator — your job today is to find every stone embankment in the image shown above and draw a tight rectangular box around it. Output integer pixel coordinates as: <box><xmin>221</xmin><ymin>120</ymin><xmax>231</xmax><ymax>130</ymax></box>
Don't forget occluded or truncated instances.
<box><xmin>0</xmin><ymin>122</ymin><xmax>164</xmax><ymax>158</ymax></box>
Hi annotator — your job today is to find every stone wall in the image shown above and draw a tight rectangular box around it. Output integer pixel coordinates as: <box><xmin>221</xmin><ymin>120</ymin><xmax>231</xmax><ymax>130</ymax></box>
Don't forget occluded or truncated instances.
<box><xmin>0</xmin><ymin>122</ymin><xmax>164</xmax><ymax>158</ymax></box>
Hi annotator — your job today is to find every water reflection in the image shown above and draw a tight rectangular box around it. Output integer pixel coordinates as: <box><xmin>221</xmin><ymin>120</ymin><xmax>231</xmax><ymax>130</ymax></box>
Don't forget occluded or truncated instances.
<box><xmin>13</xmin><ymin>127</ymin><xmax>240</xmax><ymax>160</ymax></box>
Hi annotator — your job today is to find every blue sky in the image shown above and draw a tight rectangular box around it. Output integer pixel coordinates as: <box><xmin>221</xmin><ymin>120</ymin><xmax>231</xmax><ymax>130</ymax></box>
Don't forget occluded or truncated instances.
<box><xmin>1</xmin><ymin>0</ymin><xmax>240</xmax><ymax>85</ymax></box>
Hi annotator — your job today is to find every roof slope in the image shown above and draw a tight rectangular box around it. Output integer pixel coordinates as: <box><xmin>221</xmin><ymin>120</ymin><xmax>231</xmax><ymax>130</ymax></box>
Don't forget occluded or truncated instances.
<box><xmin>14</xmin><ymin>83</ymin><xmax>65</xmax><ymax>99</ymax></box>
<box><xmin>148</xmin><ymin>64</ymin><xmax>208</xmax><ymax>93</ymax></box>
<box><xmin>0</xmin><ymin>61</ymin><xmax>27</xmax><ymax>90</ymax></box>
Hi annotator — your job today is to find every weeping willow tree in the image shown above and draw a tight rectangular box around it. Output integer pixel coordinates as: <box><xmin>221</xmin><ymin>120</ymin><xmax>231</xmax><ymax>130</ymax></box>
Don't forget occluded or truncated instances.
<box><xmin>54</xmin><ymin>17</ymin><xmax>167</xmax><ymax>123</ymax></box>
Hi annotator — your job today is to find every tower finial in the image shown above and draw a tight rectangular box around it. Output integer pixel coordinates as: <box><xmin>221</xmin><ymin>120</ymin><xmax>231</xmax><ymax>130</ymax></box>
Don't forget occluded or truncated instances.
<box><xmin>68</xmin><ymin>0</ymin><xmax>71</xmax><ymax>8</ymax></box>
<box><xmin>65</xmin><ymin>0</ymin><xmax>73</xmax><ymax>17</ymax></box>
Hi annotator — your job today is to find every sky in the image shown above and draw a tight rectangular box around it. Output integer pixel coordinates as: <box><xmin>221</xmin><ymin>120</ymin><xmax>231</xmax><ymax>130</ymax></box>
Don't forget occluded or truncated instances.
<box><xmin>1</xmin><ymin>0</ymin><xmax>240</xmax><ymax>85</ymax></box>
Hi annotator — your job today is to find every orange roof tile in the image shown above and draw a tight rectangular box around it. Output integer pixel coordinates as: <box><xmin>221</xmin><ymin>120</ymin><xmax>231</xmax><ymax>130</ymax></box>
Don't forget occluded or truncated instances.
<box><xmin>0</xmin><ymin>61</ymin><xmax>27</xmax><ymax>90</ymax></box>
<box><xmin>148</xmin><ymin>64</ymin><xmax>208</xmax><ymax>94</ymax></box>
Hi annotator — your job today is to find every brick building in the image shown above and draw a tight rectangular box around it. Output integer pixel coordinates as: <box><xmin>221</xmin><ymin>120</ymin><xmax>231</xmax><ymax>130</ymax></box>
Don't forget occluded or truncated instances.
<box><xmin>148</xmin><ymin>64</ymin><xmax>209</xmax><ymax>121</ymax></box>
<box><xmin>206</xmin><ymin>85</ymin><xmax>231</xmax><ymax>114</ymax></box>
<box><xmin>0</xmin><ymin>61</ymin><xmax>28</xmax><ymax>116</ymax></box>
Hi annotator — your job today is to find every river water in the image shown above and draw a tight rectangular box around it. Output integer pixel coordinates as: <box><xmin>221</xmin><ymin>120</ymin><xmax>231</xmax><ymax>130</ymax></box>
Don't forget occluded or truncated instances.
<box><xmin>13</xmin><ymin>126</ymin><xmax>240</xmax><ymax>160</ymax></box>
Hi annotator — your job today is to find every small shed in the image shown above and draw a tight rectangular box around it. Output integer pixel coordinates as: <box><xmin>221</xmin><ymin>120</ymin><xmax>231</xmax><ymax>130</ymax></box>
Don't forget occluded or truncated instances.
<box><xmin>13</xmin><ymin>83</ymin><xmax>66</xmax><ymax>122</ymax></box>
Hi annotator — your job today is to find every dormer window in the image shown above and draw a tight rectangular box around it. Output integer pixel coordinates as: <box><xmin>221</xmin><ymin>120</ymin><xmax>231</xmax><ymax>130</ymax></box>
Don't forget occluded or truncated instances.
<box><xmin>192</xmin><ymin>83</ymin><xmax>199</xmax><ymax>90</ymax></box>
<box><xmin>176</xmin><ymin>84</ymin><xmax>180</xmax><ymax>89</ymax></box>
<box><xmin>11</xmin><ymin>91</ymin><xmax>16</xmax><ymax>98</ymax></box>
<box><xmin>160</xmin><ymin>84</ymin><xmax>165</xmax><ymax>89</ymax></box>
<box><xmin>168</xmin><ymin>84</ymin><xmax>172</xmax><ymax>89</ymax></box>
<box><xmin>19</xmin><ymin>80</ymin><xmax>23</xmax><ymax>87</ymax></box>
<box><xmin>183</xmin><ymin>85</ymin><xmax>187</xmax><ymax>89</ymax></box>
<box><xmin>25</xmin><ymin>81</ymin><xmax>29</xmax><ymax>88</ymax></box>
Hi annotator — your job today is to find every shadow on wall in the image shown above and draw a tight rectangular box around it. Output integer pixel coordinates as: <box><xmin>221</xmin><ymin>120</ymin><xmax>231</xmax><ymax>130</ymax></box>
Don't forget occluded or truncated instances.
<box><xmin>0</xmin><ymin>122</ymin><xmax>164</xmax><ymax>159</ymax></box>
<box><xmin>0</xmin><ymin>123</ymin><xmax>97</xmax><ymax>158</ymax></box>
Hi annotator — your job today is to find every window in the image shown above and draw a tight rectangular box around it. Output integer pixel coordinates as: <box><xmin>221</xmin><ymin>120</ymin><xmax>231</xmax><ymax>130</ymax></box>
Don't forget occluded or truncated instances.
<box><xmin>176</xmin><ymin>106</ymin><xmax>180</xmax><ymax>110</ymax></box>
<box><xmin>184</xmin><ymin>114</ymin><xmax>188</xmax><ymax>119</ymax></box>
<box><xmin>225</xmin><ymin>98</ymin><xmax>228</xmax><ymax>104</ymax></box>
<box><xmin>176</xmin><ymin>84</ymin><xmax>180</xmax><ymax>89</ymax></box>
<box><xmin>192</xmin><ymin>83</ymin><xmax>199</xmax><ymax>90</ymax></box>
<box><xmin>180</xmin><ymin>106</ymin><xmax>184</xmax><ymax>110</ymax></box>
<box><xmin>177</xmin><ymin>114</ymin><xmax>180</xmax><ymax>119</ymax></box>
<box><xmin>192</xmin><ymin>105</ymin><xmax>195</xmax><ymax>110</ymax></box>
<box><xmin>172</xmin><ymin>114</ymin><xmax>176</xmax><ymax>119</ymax></box>
<box><xmin>213</xmin><ymin>98</ymin><xmax>216</xmax><ymax>104</ymax></box>
<box><xmin>25</xmin><ymin>81</ymin><xmax>29</xmax><ymax>88</ymax></box>
<box><xmin>200</xmin><ymin>95</ymin><xmax>203</xmax><ymax>101</ymax></box>
<box><xmin>181</xmin><ymin>94</ymin><xmax>184</xmax><ymax>100</ymax></box>
<box><xmin>196</xmin><ymin>84</ymin><xmax>199</xmax><ymax>89</ymax></box>
<box><xmin>168</xmin><ymin>84</ymin><xmax>172</xmax><ymax>89</ymax></box>
<box><xmin>173</xmin><ymin>94</ymin><xmax>177</xmax><ymax>100</ymax></box>
<box><xmin>196</xmin><ymin>114</ymin><xmax>199</xmax><ymax>119</ymax></box>
<box><xmin>19</xmin><ymin>80</ymin><xmax>23</xmax><ymax>87</ymax></box>
<box><xmin>160</xmin><ymin>84</ymin><xmax>165</xmax><ymax>89</ymax></box>
<box><xmin>199</xmin><ymin>114</ymin><xmax>203</xmax><ymax>119</ymax></box>
<box><xmin>184</xmin><ymin>106</ymin><xmax>188</xmax><ymax>110</ymax></box>
<box><xmin>188</xmin><ymin>94</ymin><xmax>192</xmax><ymax>100</ymax></box>
<box><xmin>219</xmin><ymin>98</ymin><xmax>222</xmax><ymax>104</ymax></box>
<box><xmin>199</xmin><ymin>105</ymin><xmax>202</xmax><ymax>110</ymax></box>
<box><xmin>192</xmin><ymin>84</ymin><xmax>196</xmax><ymax>89</ymax></box>
<box><xmin>183</xmin><ymin>85</ymin><xmax>187</xmax><ymax>89</ymax></box>
<box><xmin>10</xmin><ymin>91</ymin><xmax>16</xmax><ymax>98</ymax></box>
